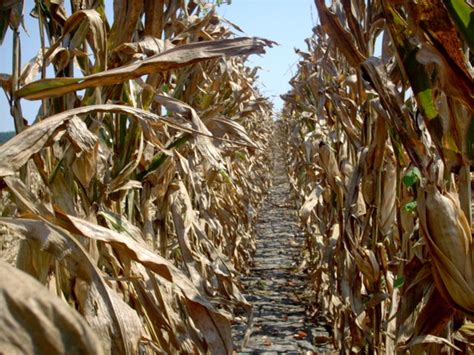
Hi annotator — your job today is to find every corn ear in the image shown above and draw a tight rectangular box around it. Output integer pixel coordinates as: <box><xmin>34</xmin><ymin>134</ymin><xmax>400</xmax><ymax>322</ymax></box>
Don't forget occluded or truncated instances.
<box><xmin>417</xmin><ymin>184</ymin><xmax>474</xmax><ymax>314</ymax></box>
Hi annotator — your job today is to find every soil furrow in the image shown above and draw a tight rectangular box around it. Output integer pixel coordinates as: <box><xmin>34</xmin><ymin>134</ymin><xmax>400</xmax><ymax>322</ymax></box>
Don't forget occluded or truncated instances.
<box><xmin>232</xmin><ymin>151</ymin><xmax>329</xmax><ymax>354</ymax></box>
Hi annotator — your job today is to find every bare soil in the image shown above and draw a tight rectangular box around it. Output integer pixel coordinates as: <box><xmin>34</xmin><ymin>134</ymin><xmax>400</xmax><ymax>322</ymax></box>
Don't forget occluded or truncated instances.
<box><xmin>232</xmin><ymin>150</ymin><xmax>332</xmax><ymax>354</ymax></box>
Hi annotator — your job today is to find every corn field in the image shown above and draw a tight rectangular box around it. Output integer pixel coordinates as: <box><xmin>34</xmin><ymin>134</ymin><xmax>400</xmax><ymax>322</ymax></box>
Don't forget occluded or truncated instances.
<box><xmin>0</xmin><ymin>1</ymin><xmax>274</xmax><ymax>353</ymax></box>
<box><xmin>0</xmin><ymin>0</ymin><xmax>473</xmax><ymax>354</ymax></box>
<box><xmin>282</xmin><ymin>0</ymin><xmax>473</xmax><ymax>353</ymax></box>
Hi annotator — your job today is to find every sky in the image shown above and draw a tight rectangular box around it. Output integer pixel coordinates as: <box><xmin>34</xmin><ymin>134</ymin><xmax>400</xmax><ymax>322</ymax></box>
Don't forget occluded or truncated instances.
<box><xmin>0</xmin><ymin>0</ymin><xmax>317</xmax><ymax>132</ymax></box>
<box><xmin>217</xmin><ymin>0</ymin><xmax>317</xmax><ymax>110</ymax></box>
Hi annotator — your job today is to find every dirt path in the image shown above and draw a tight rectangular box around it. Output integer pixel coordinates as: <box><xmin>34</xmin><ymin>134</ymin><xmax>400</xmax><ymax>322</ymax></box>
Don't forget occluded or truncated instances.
<box><xmin>232</xmin><ymin>149</ymin><xmax>329</xmax><ymax>354</ymax></box>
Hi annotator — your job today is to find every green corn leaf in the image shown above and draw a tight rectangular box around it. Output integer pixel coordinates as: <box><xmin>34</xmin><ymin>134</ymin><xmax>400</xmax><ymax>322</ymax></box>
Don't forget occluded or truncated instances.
<box><xmin>443</xmin><ymin>0</ymin><xmax>474</xmax><ymax>51</ymax></box>
<box><xmin>402</xmin><ymin>167</ymin><xmax>422</xmax><ymax>187</ymax></box>
<box><xmin>383</xmin><ymin>2</ymin><xmax>444</xmax><ymax>149</ymax></box>
<box><xmin>138</xmin><ymin>134</ymin><xmax>190</xmax><ymax>180</ymax></box>
<box><xmin>394</xmin><ymin>276</ymin><xmax>405</xmax><ymax>289</ymax></box>
<box><xmin>403</xmin><ymin>201</ymin><xmax>418</xmax><ymax>213</ymax></box>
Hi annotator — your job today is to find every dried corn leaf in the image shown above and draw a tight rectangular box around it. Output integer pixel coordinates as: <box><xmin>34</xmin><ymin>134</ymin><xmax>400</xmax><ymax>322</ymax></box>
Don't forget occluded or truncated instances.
<box><xmin>64</xmin><ymin>214</ymin><xmax>233</xmax><ymax>354</ymax></box>
<box><xmin>0</xmin><ymin>218</ymin><xmax>143</xmax><ymax>354</ymax></box>
<box><xmin>17</xmin><ymin>37</ymin><xmax>274</xmax><ymax>100</ymax></box>
<box><xmin>0</xmin><ymin>260</ymin><xmax>104</xmax><ymax>355</ymax></box>
<box><xmin>0</xmin><ymin>104</ymin><xmax>215</xmax><ymax>177</ymax></box>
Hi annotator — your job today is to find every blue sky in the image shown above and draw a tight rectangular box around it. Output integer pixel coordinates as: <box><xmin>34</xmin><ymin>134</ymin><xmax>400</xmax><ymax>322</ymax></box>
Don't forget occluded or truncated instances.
<box><xmin>217</xmin><ymin>0</ymin><xmax>317</xmax><ymax>110</ymax></box>
<box><xmin>0</xmin><ymin>0</ymin><xmax>316</xmax><ymax>131</ymax></box>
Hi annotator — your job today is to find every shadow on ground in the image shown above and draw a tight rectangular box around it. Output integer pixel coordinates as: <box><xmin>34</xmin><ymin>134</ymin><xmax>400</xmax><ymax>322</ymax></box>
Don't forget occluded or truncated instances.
<box><xmin>232</xmin><ymin>148</ymin><xmax>333</xmax><ymax>354</ymax></box>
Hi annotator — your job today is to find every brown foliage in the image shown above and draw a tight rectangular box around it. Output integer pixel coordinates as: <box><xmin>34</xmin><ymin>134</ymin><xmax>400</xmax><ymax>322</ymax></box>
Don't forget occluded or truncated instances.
<box><xmin>282</xmin><ymin>0</ymin><xmax>474</xmax><ymax>352</ymax></box>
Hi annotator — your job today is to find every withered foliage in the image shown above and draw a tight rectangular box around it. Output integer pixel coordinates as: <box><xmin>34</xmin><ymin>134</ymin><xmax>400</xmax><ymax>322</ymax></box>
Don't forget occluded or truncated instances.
<box><xmin>282</xmin><ymin>0</ymin><xmax>473</xmax><ymax>353</ymax></box>
<box><xmin>0</xmin><ymin>1</ymin><xmax>274</xmax><ymax>353</ymax></box>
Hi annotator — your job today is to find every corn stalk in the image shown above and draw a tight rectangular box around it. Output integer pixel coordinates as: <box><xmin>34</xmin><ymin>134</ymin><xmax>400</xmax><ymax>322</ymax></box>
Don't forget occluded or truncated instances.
<box><xmin>282</xmin><ymin>0</ymin><xmax>474</xmax><ymax>353</ymax></box>
<box><xmin>0</xmin><ymin>1</ymin><xmax>274</xmax><ymax>353</ymax></box>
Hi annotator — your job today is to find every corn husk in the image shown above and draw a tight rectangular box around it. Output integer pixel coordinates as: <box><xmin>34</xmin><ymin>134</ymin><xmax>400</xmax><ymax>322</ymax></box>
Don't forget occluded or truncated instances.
<box><xmin>417</xmin><ymin>184</ymin><xmax>474</xmax><ymax>314</ymax></box>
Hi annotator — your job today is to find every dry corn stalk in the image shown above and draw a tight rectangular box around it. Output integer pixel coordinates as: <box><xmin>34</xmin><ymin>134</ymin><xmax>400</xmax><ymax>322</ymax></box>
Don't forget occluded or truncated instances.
<box><xmin>282</xmin><ymin>0</ymin><xmax>474</xmax><ymax>352</ymax></box>
<box><xmin>0</xmin><ymin>1</ymin><xmax>274</xmax><ymax>353</ymax></box>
